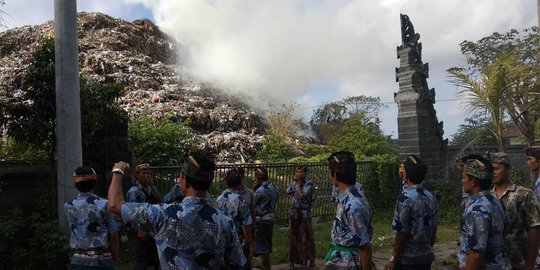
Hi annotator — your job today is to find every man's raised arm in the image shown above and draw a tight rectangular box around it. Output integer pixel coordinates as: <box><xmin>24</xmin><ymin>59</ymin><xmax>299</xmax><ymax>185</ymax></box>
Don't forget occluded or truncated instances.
<box><xmin>108</xmin><ymin>161</ymin><xmax>131</xmax><ymax>216</ymax></box>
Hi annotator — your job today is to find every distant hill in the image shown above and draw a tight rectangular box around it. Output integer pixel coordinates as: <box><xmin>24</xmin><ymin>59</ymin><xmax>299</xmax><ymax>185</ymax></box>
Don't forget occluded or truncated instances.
<box><xmin>0</xmin><ymin>12</ymin><xmax>267</xmax><ymax>162</ymax></box>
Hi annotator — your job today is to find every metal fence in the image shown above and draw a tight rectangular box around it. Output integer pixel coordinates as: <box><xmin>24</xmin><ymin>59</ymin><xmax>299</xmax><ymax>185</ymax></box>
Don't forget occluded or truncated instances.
<box><xmin>149</xmin><ymin>161</ymin><xmax>377</xmax><ymax>221</ymax></box>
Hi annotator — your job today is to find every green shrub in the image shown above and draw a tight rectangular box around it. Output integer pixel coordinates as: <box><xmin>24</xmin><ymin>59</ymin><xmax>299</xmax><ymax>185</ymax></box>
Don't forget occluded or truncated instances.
<box><xmin>430</xmin><ymin>179</ymin><xmax>463</xmax><ymax>224</ymax></box>
<box><xmin>256</xmin><ymin>134</ymin><xmax>294</xmax><ymax>162</ymax></box>
<box><xmin>359</xmin><ymin>154</ymin><xmax>401</xmax><ymax>210</ymax></box>
<box><xmin>0</xmin><ymin>209</ymin><xmax>70</xmax><ymax>269</ymax></box>
<box><xmin>128</xmin><ymin>115</ymin><xmax>194</xmax><ymax>165</ymax></box>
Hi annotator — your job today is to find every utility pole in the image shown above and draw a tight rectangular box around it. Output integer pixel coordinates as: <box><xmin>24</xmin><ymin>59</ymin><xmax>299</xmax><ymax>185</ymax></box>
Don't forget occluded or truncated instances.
<box><xmin>54</xmin><ymin>0</ymin><xmax>82</xmax><ymax>229</ymax></box>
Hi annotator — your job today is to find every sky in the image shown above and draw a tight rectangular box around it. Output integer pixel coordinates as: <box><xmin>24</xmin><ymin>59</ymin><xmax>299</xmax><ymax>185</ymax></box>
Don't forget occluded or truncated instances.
<box><xmin>2</xmin><ymin>0</ymin><xmax>538</xmax><ymax>141</ymax></box>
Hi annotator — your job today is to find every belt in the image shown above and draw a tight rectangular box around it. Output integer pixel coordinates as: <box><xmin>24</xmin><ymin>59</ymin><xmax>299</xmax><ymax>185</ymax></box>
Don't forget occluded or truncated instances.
<box><xmin>74</xmin><ymin>249</ymin><xmax>112</xmax><ymax>256</ymax></box>
<box><xmin>324</xmin><ymin>243</ymin><xmax>359</xmax><ymax>262</ymax></box>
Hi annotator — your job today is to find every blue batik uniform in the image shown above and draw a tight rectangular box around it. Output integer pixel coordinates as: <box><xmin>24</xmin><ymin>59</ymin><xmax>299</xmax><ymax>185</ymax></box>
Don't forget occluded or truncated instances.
<box><xmin>216</xmin><ymin>189</ymin><xmax>253</xmax><ymax>238</ymax></box>
<box><xmin>254</xmin><ymin>181</ymin><xmax>280</xmax><ymax>220</ymax></box>
<box><xmin>330</xmin><ymin>182</ymin><xmax>364</xmax><ymax>204</ymax></box>
<box><xmin>163</xmin><ymin>184</ymin><xmax>212</xmax><ymax>204</ymax></box>
<box><xmin>64</xmin><ymin>192</ymin><xmax>121</xmax><ymax>267</ymax></box>
<box><xmin>121</xmin><ymin>196</ymin><xmax>247</xmax><ymax>270</ymax></box>
<box><xmin>286</xmin><ymin>179</ymin><xmax>315</xmax><ymax>219</ymax></box>
<box><xmin>391</xmin><ymin>184</ymin><xmax>438</xmax><ymax>265</ymax></box>
<box><xmin>163</xmin><ymin>184</ymin><xmax>184</xmax><ymax>204</ymax></box>
<box><xmin>325</xmin><ymin>184</ymin><xmax>372</xmax><ymax>269</ymax></box>
<box><xmin>126</xmin><ymin>181</ymin><xmax>158</xmax><ymax>203</ymax></box>
<box><xmin>458</xmin><ymin>191</ymin><xmax>511</xmax><ymax>270</ymax></box>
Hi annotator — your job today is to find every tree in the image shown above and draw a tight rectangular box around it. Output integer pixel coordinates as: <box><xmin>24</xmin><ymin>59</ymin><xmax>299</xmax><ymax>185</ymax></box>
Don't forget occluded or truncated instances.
<box><xmin>327</xmin><ymin>113</ymin><xmax>392</xmax><ymax>158</ymax></box>
<box><xmin>266</xmin><ymin>103</ymin><xmax>303</xmax><ymax>138</ymax></box>
<box><xmin>449</xmin><ymin>114</ymin><xmax>497</xmax><ymax>147</ymax></box>
<box><xmin>0</xmin><ymin>38</ymin><xmax>56</xmax><ymax>161</ymax></box>
<box><xmin>453</xmin><ymin>28</ymin><xmax>540</xmax><ymax>146</ymax></box>
<box><xmin>0</xmin><ymin>38</ymin><xmax>127</xmax><ymax>162</ymax></box>
<box><xmin>448</xmin><ymin>53</ymin><xmax>512</xmax><ymax>151</ymax></box>
<box><xmin>128</xmin><ymin>115</ymin><xmax>193</xmax><ymax>166</ymax></box>
<box><xmin>256</xmin><ymin>134</ymin><xmax>294</xmax><ymax>162</ymax></box>
<box><xmin>310</xmin><ymin>95</ymin><xmax>385</xmax><ymax>143</ymax></box>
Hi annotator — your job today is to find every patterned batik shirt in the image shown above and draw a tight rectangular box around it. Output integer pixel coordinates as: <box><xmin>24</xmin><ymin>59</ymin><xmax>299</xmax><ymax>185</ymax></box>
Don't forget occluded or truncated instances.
<box><xmin>491</xmin><ymin>183</ymin><xmax>540</xmax><ymax>269</ymax></box>
<box><xmin>331</xmin><ymin>182</ymin><xmax>365</xmax><ymax>204</ymax></box>
<box><xmin>64</xmin><ymin>192</ymin><xmax>121</xmax><ymax>267</ymax></box>
<box><xmin>216</xmin><ymin>189</ymin><xmax>253</xmax><ymax>236</ymax></box>
<box><xmin>126</xmin><ymin>181</ymin><xmax>159</xmax><ymax>204</ymax></box>
<box><xmin>391</xmin><ymin>184</ymin><xmax>438</xmax><ymax>265</ymax></box>
<box><xmin>163</xmin><ymin>184</ymin><xmax>211</xmax><ymax>204</ymax></box>
<box><xmin>238</xmin><ymin>187</ymin><xmax>255</xmax><ymax>215</ymax></box>
<box><xmin>121</xmin><ymin>196</ymin><xmax>247</xmax><ymax>270</ymax></box>
<box><xmin>285</xmin><ymin>178</ymin><xmax>315</xmax><ymax>219</ymax></box>
<box><xmin>254</xmin><ymin>181</ymin><xmax>280</xmax><ymax>220</ymax></box>
<box><xmin>326</xmin><ymin>184</ymin><xmax>372</xmax><ymax>269</ymax></box>
<box><xmin>458</xmin><ymin>191</ymin><xmax>511</xmax><ymax>270</ymax></box>
<box><xmin>163</xmin><ymin>184</ymin><xmax>184</xmax><ymax>204</ymax></box>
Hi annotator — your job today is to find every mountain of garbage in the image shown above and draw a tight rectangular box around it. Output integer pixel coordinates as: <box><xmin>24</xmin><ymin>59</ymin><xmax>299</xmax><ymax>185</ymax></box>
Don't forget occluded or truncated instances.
<box><xmin>0</xmin><ymin>12</ymin><xmax>270</xmax><ymax>162</ymax></box>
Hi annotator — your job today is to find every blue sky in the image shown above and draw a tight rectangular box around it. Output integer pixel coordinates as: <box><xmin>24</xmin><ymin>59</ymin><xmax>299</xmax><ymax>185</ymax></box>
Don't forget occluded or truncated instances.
<box><xmin>2</xmin><ymin>0</ymin><xmax>537</xmax><ymax>140</ymax></box>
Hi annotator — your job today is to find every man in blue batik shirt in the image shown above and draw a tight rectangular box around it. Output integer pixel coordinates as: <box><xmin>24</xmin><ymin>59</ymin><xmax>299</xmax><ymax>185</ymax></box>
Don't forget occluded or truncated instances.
<box><xmin>216</xmin><ymin>167</ymin><xmax>255</xmax><ymax>269</ymax></box>
<box><xmin>108</xmin><ymin>153</ymin><xmax>247</xmax><ymax>270</ymax></box>
<box><xmin>286</xmin><ymin>165</ymin><xmax>317</xmax><ymax>269</ymax></box>
<box><xmin>126</xmin><ymin>163</ymin><xmax>161</xmax><ymax>270</ymax></box>
<box><xmin>384</xmin><ymin>155</ymin><xmax>437</xmax><ymax>270</ymax></box>
<box><xmin>324</xmin><ymin>151</ymin><xmax>373</xmax><ymax>270</ymax></box>
<box><xmin>458</xmin><ymin>155</ymin><xmax>511</xmax><ymax>270</ymax></box>
<box><xmin>253</xmin><ymin>167</ymin><xmax>280</xmax><ymax>270</ymax></box>
<box><xmin>163</xmin><ymin>182</ymin><xmax>211</xmax><ymax>203</ymax></box>
<box><xmin>65</xmin><ymin>166</ymin><xmax>120</xmax><ymax>270</ymax></box>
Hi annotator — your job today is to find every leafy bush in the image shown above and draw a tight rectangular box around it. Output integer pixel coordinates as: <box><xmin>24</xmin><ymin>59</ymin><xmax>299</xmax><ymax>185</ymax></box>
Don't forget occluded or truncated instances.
<box><xmin>128</xmin><ymin>115</ymin><xmax>194</xmax><ymax>165</ymax></box>
<box><xmin>429</xmin><ymin>179</ymin><xmax>463</xmax><ymax>224</ymax></box>
<box><xmin>0</xmin><ymin>209</ymin><xmax>70</xmax><ymax>269</ymax></box>
<box><xmin>359</xmin><ymin>154</ymin><xmax>401</xmax><ymax>210</ymax></box>
<box><xmin>256</xmin><ymin>134</ymin><xmax>294</xmax><ymax>162</ymax></box>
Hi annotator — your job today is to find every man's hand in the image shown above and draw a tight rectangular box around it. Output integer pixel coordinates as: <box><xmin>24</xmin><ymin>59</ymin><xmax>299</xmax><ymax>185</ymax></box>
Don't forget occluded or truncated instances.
<box><xmin>384</xmin><ymin>261</ymin><xmax>396</xmax><ymax>270</ymax></box>
<box><xmin>108</xmin><ymin>161</ymin><xmax>130</xmax><ymax>216</ymax></box>
<box><xmin>113</xmin><ymin>161</ymin><xmax>131</xmax><ymax>174</ymax></box>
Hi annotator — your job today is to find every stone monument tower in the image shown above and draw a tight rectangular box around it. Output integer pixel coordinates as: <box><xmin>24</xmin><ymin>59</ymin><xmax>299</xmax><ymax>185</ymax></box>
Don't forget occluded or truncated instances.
<box><xmin>394</xmin><ymin>14</ymin><xmax>447</xmax><ymax>180</ymax></box>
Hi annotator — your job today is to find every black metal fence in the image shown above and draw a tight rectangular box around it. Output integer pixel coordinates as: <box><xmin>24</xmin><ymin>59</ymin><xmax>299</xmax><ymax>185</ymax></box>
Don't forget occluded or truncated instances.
<box><xmin>149</xmin><ymin>161</ymin><xmax>377</xmax><ymax>221</ymax></box>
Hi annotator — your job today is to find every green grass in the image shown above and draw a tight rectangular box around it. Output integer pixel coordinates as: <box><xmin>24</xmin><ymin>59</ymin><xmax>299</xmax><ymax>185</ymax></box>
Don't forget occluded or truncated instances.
<box><xmin>117</xmin><ymin>209</ymin><xmax>460</xmax><ymax>268</ymax></box>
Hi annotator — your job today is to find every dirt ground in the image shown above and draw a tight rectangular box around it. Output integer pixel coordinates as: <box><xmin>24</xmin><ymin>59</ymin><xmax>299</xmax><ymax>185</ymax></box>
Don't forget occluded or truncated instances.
<box><xmin>266</xmin><ymin>241</ymin><xmax>460</xmax><ymax>270</ymax></box>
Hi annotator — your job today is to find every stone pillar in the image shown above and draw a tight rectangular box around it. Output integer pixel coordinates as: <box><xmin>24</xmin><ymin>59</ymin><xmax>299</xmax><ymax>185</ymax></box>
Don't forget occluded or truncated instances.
<box><xmin>394</xmin><ymin>14</ymin><xmax>447</xmax><ymax>180</ymax></box>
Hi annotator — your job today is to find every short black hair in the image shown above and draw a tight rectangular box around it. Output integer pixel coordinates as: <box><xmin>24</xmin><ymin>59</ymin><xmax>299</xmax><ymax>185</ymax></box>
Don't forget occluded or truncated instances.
<box><xmin>74</xmin><ymin>165</ymin><xmax>95</xmax><ymax>176</ymax></box>
<box><xmin>73</xmin><ymin>166</ymin><xmax>96</xmax><ymax>192</ymax></box>
<box><xmin>183</xmin><ymin>152</ymin><xmax>216</xmax><ymax>192</ymax></box>
<box><xmin>403</xmin><ymin>155</ymin><xmax>428</xmax><ymax>184</ymax></box>
<box><xmin>328</xmin><ymin>151</ymin><xmax>357</xmax><ymax>185</ymax></box>
<box><xmin>75</xmin><ymin>181</ymin><xmax>96</xmax><ymax>192</ymax></box>
<box><xmin>471</xmin><ymin>177</ymin><xmax>493</xmax><ymax>191</ymax></box>
<box><xmin>295</xmin><ymin>165</ymin><xmax>307</xmax><ymax>172</ymax></box>
<box><xmin>225</xmin><ymin>167</ymin><xmax>243</xmax><ymax>188</ymax></box>
<box><xmin>255</xmin><ymin>167</ymin><xmax>268</xmax><ymax>181</ymax></box>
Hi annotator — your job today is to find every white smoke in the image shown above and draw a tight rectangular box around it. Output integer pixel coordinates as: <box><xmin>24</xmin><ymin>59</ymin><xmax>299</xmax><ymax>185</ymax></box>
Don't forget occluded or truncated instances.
<box><xmin>126</xmin><ymin>0</ymin><xmax>535</xmax><ymax>106</ymax></box>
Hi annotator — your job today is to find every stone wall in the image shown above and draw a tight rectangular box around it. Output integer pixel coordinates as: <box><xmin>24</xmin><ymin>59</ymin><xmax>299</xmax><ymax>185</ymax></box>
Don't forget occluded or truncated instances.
<box><xmin>443</xmin><ymin>145</ymin><xmax>531</xmax><ymax>183</ymax></box>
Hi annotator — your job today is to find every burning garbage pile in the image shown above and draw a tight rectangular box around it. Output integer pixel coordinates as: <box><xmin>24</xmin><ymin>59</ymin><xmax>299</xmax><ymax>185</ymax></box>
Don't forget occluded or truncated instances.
<box><xmin>0</xmin><ymin>12</ymin><xmax>271</xmax><ymax>163</ymax></box>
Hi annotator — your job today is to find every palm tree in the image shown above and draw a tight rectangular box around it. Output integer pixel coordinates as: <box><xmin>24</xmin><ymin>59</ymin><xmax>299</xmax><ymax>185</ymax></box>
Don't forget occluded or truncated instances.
<box><xmin>448</xmin><ymin>54</ymin><xmax>513</xmax><ymax>151</ymax></box>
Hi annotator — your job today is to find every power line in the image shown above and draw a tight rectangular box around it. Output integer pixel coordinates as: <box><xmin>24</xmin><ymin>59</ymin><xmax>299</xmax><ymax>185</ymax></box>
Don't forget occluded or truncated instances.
<box><xmin>300</xmin><ymin>98</ymin><xmax>460</xmax><ymax>110</ymax></box>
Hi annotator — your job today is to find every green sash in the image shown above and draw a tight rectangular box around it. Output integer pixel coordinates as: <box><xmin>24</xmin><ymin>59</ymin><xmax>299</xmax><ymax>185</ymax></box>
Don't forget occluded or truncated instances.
<box><xmin>324</xmin><ymin>243</ymin><xmax>358</xmax><ymax>262</ymax></box>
